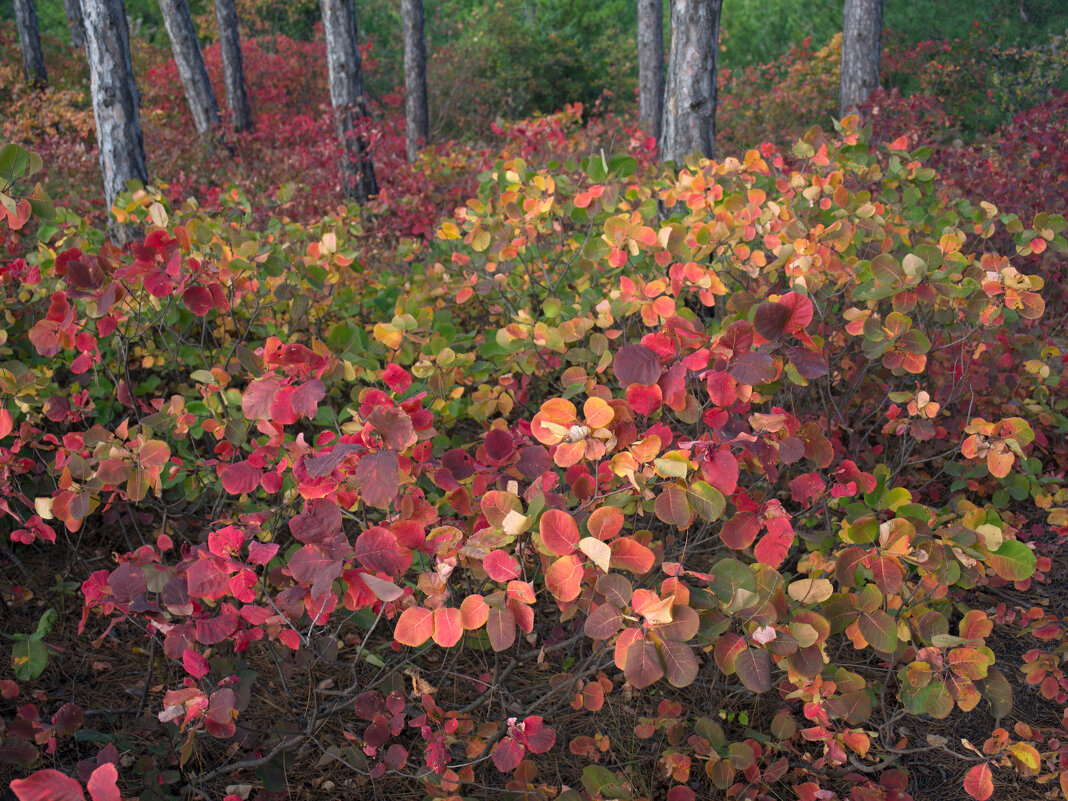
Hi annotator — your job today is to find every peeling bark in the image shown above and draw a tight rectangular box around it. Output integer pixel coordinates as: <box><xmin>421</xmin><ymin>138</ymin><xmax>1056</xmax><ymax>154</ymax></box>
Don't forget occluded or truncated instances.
<box><xmin>839</xmin><ymin>0</ymin><xmax>883</xmax><ymax>117</ymax></box>
<box><xmin>637</xmin><ymin>0</ymin><xmax>663</xmax><ymax>143</ymax></box>
<box><xmin>14</xmin><ymin>0</ymin><xmax>48</xmax><ymax>87</ymax></box>
<box><xmin>320</xmin><ymin>0</ymin><xmax>378</xmax><ymax>202</ymax></box>
<box><xmin>83</xmin><ymin>0</ymin><xmax>149</xmax><ymax>242</ymax></box>
<box><xmin>214</xmin><ymin>0</ymin><xmax>254</xmax><ymax>131</ymax></box>
<box><xmin>660</xmin><ymin>0</ymin><xmax>722</xmax><ymax>164</ymax></box>
<box><xmin>402</xmin><ymin>0</ymin><xmax>429</xmax><ymax>162</ymax></box>
<box><xmin>159</xmin><ymin>0</ymin><xmax>222</xmax><ymax>136</ymax></box>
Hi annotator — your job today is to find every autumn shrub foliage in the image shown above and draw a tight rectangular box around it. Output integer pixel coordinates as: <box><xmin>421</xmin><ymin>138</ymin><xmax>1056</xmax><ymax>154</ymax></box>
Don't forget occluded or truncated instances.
<box><xmin>4</xmin><ymin>97</ymin><xmax>1068</xmax><ymax>801</ymax></box>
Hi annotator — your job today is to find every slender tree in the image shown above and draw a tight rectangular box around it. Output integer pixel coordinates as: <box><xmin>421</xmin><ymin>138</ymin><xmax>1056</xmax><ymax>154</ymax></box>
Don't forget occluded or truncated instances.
<box><xmin>401</xmin><ymin>0</ymin><xmax>429</xmax><ymax>162</ymax></box>
<box><xmin>636</xmin><ymin>0</ymin><xmax>663</xmax><ymax>143</ymax></box>
<box><xmin>13</xmin><ymin>0</ymin><xmax>48</xmax><ymax>87</ymax></box>
<box><xmin>158</xmin><ymin>0</ymin><xmax>223</xmax><ymax>136</ymax></box>
<box><xmin>660</xmin><ymin>0</ymin><xmax>722</xmax><ymax>164</ymax></box>
<box><xmin>320</xmin><ymin>0</ymin><xmax>377</xmax><ymax>201</ymax></box>
<box><xmin>214</xmin><ymin>0</ymin><xmax>254</xmax><ymax>131</ymax></box>
<box><xmin>82</xmin><ymin>0</ymin><xmax>149</xmax><ymax>241</ymax></box>
<box><xmin>838</xmin><ymin>0</ymin><xmax>883</xmax><ymax>117</ymax></box>
<box><xmin>64</xmin><ymin>0</ymin><xmax>87</xmax><ymax>51</ymax></box>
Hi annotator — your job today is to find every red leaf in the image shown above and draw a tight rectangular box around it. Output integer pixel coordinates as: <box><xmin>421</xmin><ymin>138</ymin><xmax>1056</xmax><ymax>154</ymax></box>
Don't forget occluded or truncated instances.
<box><xmin>491</xmin><ymin>737</ymin><xmax>525</xmax><ymax>772</ymax></box>
<box><xmin>539</xmin><ymin>509</ymin><xmax>580</xmax><ymax>556</ymax></box>
<box><xmin>588</xmin><ymin>506</ymin><xmax>625</xmax><ymax>541</ymax></box>
<box><xmin>545</xmin><ymin>554</ymin><xmax>584</xmax><ymax>602</ymax></box>
<box><xmin>654</xmin><ymin>485</ymin><xmax>692</xmax><ymax>528</ymax></box>
<box><xmin>382</xmin><ymin>363</ymin><xmax>412</xmax><ymax>394</ymax></box>
<box><xmin>734</xmin><ymin>648</ymin><xmax>772</xmax><ymax>692</ymax></box>
<box><xmin>289</xmin><ymin>500</ymin><xmax>342</xmax><ymax>543</ymax></box>
<box><xmin>241</xmin><ymin>376</ymin><xmax>282</xmax><ymax>421</ymax></box>
<box><xmin>218</xmin><ymin>460</ymin><xmax>262</xmax><ymax>495</ymax></box>
<box><xmin>728</xmin><ymin>351</ymin><xmax>776</xmax><ymax>385</ymax></box>
<box><xmin>786</xmin><ymin>346</ymin><xmax>828</xmax><ymax>379</ymax></box>
<box><xmin>10</xmin><ymin>770</ymin><xmax>86</xmax><ymax>801</ymax></box>
<box><xmin>485</xmin><ymin>429</ymin><xmax>515</xmax><ymax>461</ymax></box>
<box><xmin>625</xmin><ymin>637</ymin><xmax>664</xmax><ymax>689</ymax></box>
<box><xmin>354</xmin><ymin>526</ymin><xmax>411</xmax><ymax>578</ymax></box>
<box><xmin>963</xmin><ymin>763</ymin><xmax>994</xmax><ymax>801</ymax></box>
<box><xmin>753</xmin><ymin>517</ymin><xmax>793</xmax><ymax>567</ymax></box>
<box><xmin>626</xmin><ymin>382</ymin><xmax>663</xmax><ymax>416</ymax></box>
<box><xmin>609</xmin><ymin>537</ymin><xmax>655</xmax><ymax>574</ymax></box>
<box><xmin>182</xmin><ymin>648</ymin><xmax>210</xmax><ymax>679</ymax></box>
<box><xmin>395</xmin><ymin>607</ymin><xmax>434</xmax><ymax>646</ymax></box>
<box><xmin>613</xmin><ymin>343</ymin><xmax>663</xmax><ymax>387</ymax></box>
<box><xmin>659</xmin><ymin>639</ymin><xmax>699</xmax><ymax>687</ymax></box>
<box><xmin>753</xmin><ymin>301</ymin><xmax>791</xmax><ymax>341</ymax></box>
<box><xmin>287</xmin><ymin>379</ymin><xmax>326</xmax><ymax>419</ymax></box>
<box><xmin>356</xmin><ymin>449</ymin><xmax>399</xmax><ymax>509</ymax></box>
<box><xmin>368</xmin><ymin>405</ymin><xmax>417</xmax><ymax>450</ymax></box>
<box><xmin>183</xmin><ymin>286</ymin><xmax>213</xmax><ymax>316</ymax></box>
<box><xmin>432</xmin><ymin>607</ymin><xmax>463</xmax><ymax>647</ymax></box>
<box><xmin>86</xmin><ymin>763</ymin><xmax>120</xmax><ymax>801</ymax></box>
<box><xmin>0</xmin><ymin>408</ymin><xmax>12</xmax><ymax>439</ymax></box>
<box><xmin>487</xmin><ymin>605</ymin><xmax>516</xmax><ymax>651</ymax></box>
<box><xmin>483</xmin><ymin>549</ymin><xmax>521</xmax><ymax>581</ymax></box>
<box><xmin>107</xmin><ymin>563</ymin><xmax>147</xmax><ymax>604</ymax></box>
<box><xmin>584</xmin><ymin>602</ymin><xmax>623</xmax><ymax>640</ymax></box>
<box><xmin>720</xmin><ymin>513</ymin><xmax>760</xmax><ymax>550</ymax></box>
<box><xmin>779</xmin><ymin>291</ymin><xmax>814</xmax><ymax>333</ymax></box>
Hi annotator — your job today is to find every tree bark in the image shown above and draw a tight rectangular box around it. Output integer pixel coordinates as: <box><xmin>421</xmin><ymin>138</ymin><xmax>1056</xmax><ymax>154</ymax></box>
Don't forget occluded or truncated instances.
<box><xmin>637</xmin><ymin>0</ymin><xmax>663</xmax><ymax>143</ymax></box>
<box><xmin>660</xmin><ymin>0</ymin><xmax>721</xmax><ymax>164</ymax></box>
<box><xmin>83</xmin><ymin>0</ymin><xmax>149</xmax><ymax>241</ymax></box>
<box><xmin>402</xmin><ymin>0</ymin><xmax>429</xmax><ymax>162</ymax></box>
<box><xmin>158</xmin><ymin>0</ymin><xmax>223</xmax><ymax>136</ymax></box>
<box><xmin>13</xmin><ymin>0</ymin><xmax>48</xmax><ymax>87</ymax></box>
<box><xmin>214</xmin><ymin>0</ymin><xmax>253</xmax><ymax>131</ymax></box>
<box><xmin>64</xmin><ymin>0</ymin><xmax>87</xmax><ymax>51</ymax></box>
<box><xmin>320</xmin><ymin>0</ymin><xmax>378</xmax><ymax>202</ymax></box>
<box><xmin>838</xmin><ymin>0</ymin><xmax>882</xmax><ymax>117</ymax></box>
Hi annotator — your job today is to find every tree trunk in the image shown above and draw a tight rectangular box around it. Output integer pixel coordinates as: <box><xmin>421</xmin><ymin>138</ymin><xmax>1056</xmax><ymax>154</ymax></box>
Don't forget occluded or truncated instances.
<box><xmin>838</xmin><ymin>0</ymin><xmax>882</xmax><ymax>117</ymax></box>
<box><xmin>13</xmin><ymin>0</ymin><xmax>48</xmax><ymax>87</ymax></box>
<box><xmin>660</xmin><ymin>0</ymin><xmax>721</xmax><ymax>164</ymax></box>
<box><xmin>64</xmin><ymin>0</ymin><xmax>87</xmax><ymax>51</ymax></box>
<box><xmin>214</xmin><ymin>0</ymin><xmax>253</xmax><ymax>131</ymax></box>
<box><xmin>637</xmin><ymin>0</ymin><xmax>663</xmax><ymax>143</ymax></box>
<box><xmin>83</xmin><ymin>0</ymin><xmax>149</xmax><ymax>242</ymax></box>
<box><xmin>320</xmin><ymin>0</ymin><xmax>378</xmax><ymax>202</ymax></box>
<box><xmin>402</xmin><ymin>0</ymin><xmax>429</xmax><ymax>162</ymax></box>
<box><xmin>158</xmin><ymin>0</ymin><xmax>222</xmax><ymax>136</ymax></box>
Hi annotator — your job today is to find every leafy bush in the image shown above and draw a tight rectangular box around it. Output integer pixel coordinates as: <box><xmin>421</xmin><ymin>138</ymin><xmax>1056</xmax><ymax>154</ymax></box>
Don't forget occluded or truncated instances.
<box><xmin>3</xmin><ymin>107</ymin><xmax>1068</xmax><ymax>801</ymax></box>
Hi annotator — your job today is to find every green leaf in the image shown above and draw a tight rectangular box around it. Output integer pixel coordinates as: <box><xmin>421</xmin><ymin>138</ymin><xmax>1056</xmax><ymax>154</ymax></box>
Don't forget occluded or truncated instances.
<box><xmin>710</xmin><ymin>558</ymin><xmax>756</xmax><ymax>603</ymax></box>
<box><xmin>858</xmin><ymin>610</ymin><xmax>898</xmax><ymax>653</ymax></box>
<box><xmin>687</xmin><ymin>480</ymin><xmax>726</xmax><ymax>521</ymax></box>
<box><xmin>13</xmin><ymin>637</ymin><xmax>49</xmax><ymax>680</ymax></box>
<box><xmin>986</xmin><ymin>540</ymin><xmax>1036</xmax><ymax>582</ymax></box>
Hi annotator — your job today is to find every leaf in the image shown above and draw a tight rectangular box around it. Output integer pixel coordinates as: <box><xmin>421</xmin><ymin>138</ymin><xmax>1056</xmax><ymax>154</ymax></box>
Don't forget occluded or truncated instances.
<box><xmin>10</xmin><ymin>770</ymin><xmax>86</xmax><ymax>801</ymax></box>
<box><xmin>183</xmin><ymin>286</ymin><xmax>214</xmax><ymax>316</ymax></box>
<box><xmin>218</xmin><ymin>460</ymin><xmax>262</xmax><ymax>495</ymax></box>
<box><xmin>395</xmin><ymin>607</ymin><xmax>434</xmax><ymax>647</ymax></box>
<box><xmin>986</xmin><ymin>540</ymin><xmax>1036</xmax><ymax>582</ymax></box>
<box><xmin>754</xmin><ymin>302</ymin><xmax>792</xmax><ymax>341</ymax></box>
<box><xmin>728</xmin><ymin>351</ymin><xmax>776</xmax><ymax>385</ymax></box>
<box><xmin>624</xmin><ymin>637</ymin><xmax>664</xmax><ymax>689</ymax></box>
<box><xmin>545</xmin><ymin>554</ymin><xmax>584</xmax><ymax>602</ymax></box>
<box><xmin>625</xmin><ymin>382</ymin><xmax>663</xmax><ymax>416</ymax></box>
<box><xmin>654</xmin><ymin>485</ymin><xmax>692</xmax><ymax>528</ymax></box>
<box><xmin>359</xmin><ymin>573</ymin><xmax>404</xmax><ymax>602</ymax></box>
<box><xmin>858</xmin><ymin>610</ymin><xmax>898</xmax><ymax>653</ymax></box>
<box><xmin>487</xmin><ymin>606</ymin><xmax>516</xmax><ymax>651</ymax></box>
<box><xmin>979</xmin><ymin>667</ymin><xmax>1013</xmax><ymax>719</ymax></box>
<box><xmin>289</xmin><ymin>499</ymin><xmax>342</xmax><ymax>542</ymax></box>
<box><xmin>241</xmin><ymin>376</ymin><xmax>282</xmax><ymax>421</ymax></box>
<box><xmin>753</xmin><ymin>518</ymin><xmax>794</xmax><ymax>568</ymax></box>
<box><xmin>491</xmin><ymin>737</ymin><xmax>525</xmax><ymax>772</ymax></box>
<box><xmin>356</xmin><ymin>449</ymin><xmax>399</xmax><ymax>509</ymax></box>
<box><xmin>182</xmin><ymin>648</ymin><xmax>210</xmax><ymax>679</ymax></box>
<box><xmin>687</xmin><ymin>481</ymin><xmax>725</xmax><ymax>521</ymax></box>
<box><xmin>609</xmin><ymin>537</ymin><xmax>655</xmax><ymax>574</ymax></box>
<box><xmin>584</xmin><ymin>603</ymin><xmax>623</xmax><ymax>640</ymax></box>
<box><xmin>786</xmin><ymin>346</ymin><xmax>829</xmax><ymax>379</ymax></box>
<box><xmin>579</xmin><ymin>537</ymin><xmax>612</xmax><ymax>573</ymax></box>
<box><xmin>432</xmin><ymin>607</ymin><xmax>463</xmax><ymax>648</ymax></box>
<box><xmin>710</xmin><ymin>558</ymin><xmax>755</xmax><ymax>603</ymax></box>
<box><xmin>13</xmin><ymin>638</ymin><xmax>48</xmax><ymax>681</ymax></box>
<box><xmin>354</xmin><ymin>526</ymin><xmax>410</xmax><ymax>578</ymax></box>
<box><xmin>483</xmin><ymin>549</ymin><xmax>521</xmax><ymax>581</ymax></box>
<box><xmin>963</xmin><ymin>763</ymin><xmax>994</xmax><ymax>801</ymax></box>
<box><xmin>588</xmin><ymin>505</ymin><xmax>625</xmax><ymax>540</ymax></box>
<box><xmin>734</xmin><ymin>648</ymin><xmax>772</xmax><ymax>693</ymax></box>
<box><xmin>720</xmin><ymin>513</ymin><xmax>760</xmax><ymax>550</ymax></box>
<box><xmin>108</xmin><ymin>563</ymin><xmax>147</xmax><ymax>604</ymax></box>
<box><xmin>368</xmin><ymin>405</ymin><xmax>417</xmax><ymax>450</ymax></box>
<box><xmin>539</xmin><ymin>509</ymin><xmax>580</xmax><ymax>555</ymax></box>
<box><xmin>613</xmin><ymin>344</ymin><xmax>663</xmax><ymax>386</ymax></box>
<box><xmin>659</xmin><ymin>639</ymin><xmax>699</xmax><ymax>688</ymax></box>
<box><xmin>460</xmin><ymin>594</ymin><xmax>489</xmax><ymax>629</ymax></box>
<box><xmin>787</xmin><ymin>578</ymin><xmax>834</xmax><ymax>604</ymax></box>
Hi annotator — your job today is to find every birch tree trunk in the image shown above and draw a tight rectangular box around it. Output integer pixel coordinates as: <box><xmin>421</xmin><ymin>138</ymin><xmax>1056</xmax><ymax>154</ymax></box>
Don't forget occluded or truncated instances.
<box><xmin>402</xmin><ymin>0</ymin><xmax>429</xmax><ymax>162</ymax></box>
<box><xmin>14</xmin><ymin>0</ymin><xmax>48</xmax><ymax>87</ymax></box>
<box><xmin>158</xmin><ymin>0</ymin><xmax>222</xmax><ymax>136</ymax></box>
<box><xmin>83</xmin><ymin>0</ymin><xmax>149</xmax><ymax>242</ymax></box>
<box><xmin>320</xmin><ymin>0</ymin><xmax>378</xmax><ymax>202</ymax></box>
<box><xmin>637</xmin><ymin>0</ymin><xmax>663</xmax><ymax>143</ymax></box>
<box><xmin>64</xmin><ymin>0</ymin><xmax>87</xmax><ymax>52</ymax></box>
<box><xmin>838</xmin><ymin>0</ymin><xmax>883</xmax><ymax>117</ymax></box>
<box><xmin>660</xmin><ymin>0</ymin><xmax>722</xmax><ymax>164</ymax></box>
<box><xmin>401</xmin><ymin>0</ymin><xmax>427</xmax><ymax>161</ymax></box>
<box><xmin>214</xmin><ymin>0</ymin><xmax>253</xmax><ymax>131</ymax></box>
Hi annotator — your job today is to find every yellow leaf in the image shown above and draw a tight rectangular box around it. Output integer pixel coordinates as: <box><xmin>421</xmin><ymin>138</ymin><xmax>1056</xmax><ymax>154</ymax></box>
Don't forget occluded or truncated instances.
<box><xmin>787</xmin><ymin>578</ymin><xmax>834</xmax><ymax>604</ymax></box>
